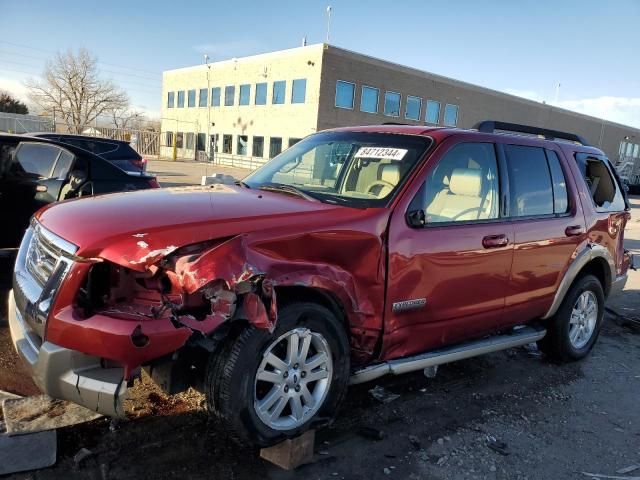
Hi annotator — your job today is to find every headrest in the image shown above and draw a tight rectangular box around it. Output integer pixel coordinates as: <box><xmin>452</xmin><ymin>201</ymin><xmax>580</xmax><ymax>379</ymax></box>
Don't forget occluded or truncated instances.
<box><xmin>380</xmin><ymin>163</ymin><xmax>400</xmax><ymax>185</ymax></box>
<box><xmin>449</xmin><ymin>168</ymin><xmax>482</xmax><ymax>197</ymax></box>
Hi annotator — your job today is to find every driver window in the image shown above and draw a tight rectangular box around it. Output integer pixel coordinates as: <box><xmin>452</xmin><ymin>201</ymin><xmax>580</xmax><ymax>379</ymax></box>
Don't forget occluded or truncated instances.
<box><xmin>423</xmin><ymin>142</ymin><xmax>500</xmax><ymax>223</ymax></box>
<box><xmin>12</xmin><ymin>143</ymin><xmax>61</xmax><ymax>178</ymax></box>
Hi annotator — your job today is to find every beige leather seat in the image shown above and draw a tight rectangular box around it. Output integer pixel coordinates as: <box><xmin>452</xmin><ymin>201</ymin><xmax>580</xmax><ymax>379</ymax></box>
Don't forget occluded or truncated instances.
<box><xmin>426</xmin><ymin>168</ymin><xmax>486</xmax><ymax>221</ymax></box>
<box><xmin>368</xmin><ymin>163</ymin><xmax>400</xmax><ymax>198</ymax></box>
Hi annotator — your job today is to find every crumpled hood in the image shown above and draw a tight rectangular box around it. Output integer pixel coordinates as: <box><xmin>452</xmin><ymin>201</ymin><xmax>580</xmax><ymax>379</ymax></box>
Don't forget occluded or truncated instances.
<box><xmin>36</xmin><ymin>184</ymin><xmax>353</xmax><ymax>269</ymax></box>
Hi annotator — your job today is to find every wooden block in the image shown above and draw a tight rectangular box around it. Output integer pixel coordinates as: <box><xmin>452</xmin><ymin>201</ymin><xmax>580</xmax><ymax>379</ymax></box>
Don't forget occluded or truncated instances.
<box><xmin>260</xmin><ymin>429</ymin><xmax>315</xmax><ymax>470</ymax></box>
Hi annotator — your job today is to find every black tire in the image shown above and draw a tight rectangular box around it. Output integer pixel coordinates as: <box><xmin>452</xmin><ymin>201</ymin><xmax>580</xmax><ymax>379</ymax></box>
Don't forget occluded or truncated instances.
<box><xmin>205</xmin><ymin>302</ymin><xmax>350</xmax><ymax>447</ymax></box>
<box><xmin>538</xmin><ymin>274</ymin><xmax>605</xmax><ymax>361</ymax></box>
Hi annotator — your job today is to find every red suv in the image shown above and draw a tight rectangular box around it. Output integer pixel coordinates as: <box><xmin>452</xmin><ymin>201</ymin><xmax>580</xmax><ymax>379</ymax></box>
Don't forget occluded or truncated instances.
<box><xmin>9</xmin><ymin>121</ymin><xmax>633</xmax><ymax>447</ymax></box>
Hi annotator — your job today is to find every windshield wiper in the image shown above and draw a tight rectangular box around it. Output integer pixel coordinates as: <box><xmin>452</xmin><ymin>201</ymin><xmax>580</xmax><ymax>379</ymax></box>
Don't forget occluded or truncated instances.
<box><xmin>258</xmin><ymin>183</ymin><xmax>316</xmax><ymax>201</ymax></box>
<box><xmin>235</xmin><ymin>180</ymin><xmax>251</xmax><ymax>188</ymax></box>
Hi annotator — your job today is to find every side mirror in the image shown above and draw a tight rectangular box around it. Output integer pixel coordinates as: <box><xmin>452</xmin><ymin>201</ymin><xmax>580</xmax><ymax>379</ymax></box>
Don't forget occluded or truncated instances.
<box><xmin>407</xmin><ymin>209</ymin><xmax>426</xmax><ymax>228</ymax></box>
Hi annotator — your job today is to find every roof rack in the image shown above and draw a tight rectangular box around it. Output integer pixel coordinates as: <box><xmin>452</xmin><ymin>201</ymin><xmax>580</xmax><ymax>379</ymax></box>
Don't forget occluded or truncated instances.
<box><xmin>474</xmin><ymin>120</ymin><xmax>591</xmax><ymax>146</ymax></box>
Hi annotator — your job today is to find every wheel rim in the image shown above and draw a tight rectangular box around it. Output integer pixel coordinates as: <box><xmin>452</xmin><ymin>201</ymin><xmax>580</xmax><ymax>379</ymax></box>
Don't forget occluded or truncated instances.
<box><xmin>569</xmin><ymin>291</ymin><xmax>598</xmax><ymax>349</ymax></box>
<box><xmin>254</xmin><ymin>327</ymin><xmax>333</xmax><ymax>430</ymax></box>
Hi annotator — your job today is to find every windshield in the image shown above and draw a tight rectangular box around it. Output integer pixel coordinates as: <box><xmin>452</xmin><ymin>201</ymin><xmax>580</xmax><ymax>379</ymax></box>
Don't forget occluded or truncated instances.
<box><xmin>244</xmin><ymin>131</ymin><xmax>431</xmax><ymax>207</ymax></box>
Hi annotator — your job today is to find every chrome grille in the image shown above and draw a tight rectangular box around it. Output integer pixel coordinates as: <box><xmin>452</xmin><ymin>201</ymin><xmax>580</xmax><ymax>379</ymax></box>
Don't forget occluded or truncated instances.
<box><xmin>13</xmin><ymin>221</ymin><xmax>78</xmax><ymax>341</ymax></box>
<box><xmin>26</xmin><ymin>227</ymin><xmax>60</xmax><ymax>286</ymax></box>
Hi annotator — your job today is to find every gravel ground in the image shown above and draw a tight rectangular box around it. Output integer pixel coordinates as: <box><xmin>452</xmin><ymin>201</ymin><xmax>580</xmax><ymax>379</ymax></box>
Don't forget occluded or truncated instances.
<box><xmin>0</xmin><ymin>197</ymin><xmax>638</xmax><ymax>480</ymax></box>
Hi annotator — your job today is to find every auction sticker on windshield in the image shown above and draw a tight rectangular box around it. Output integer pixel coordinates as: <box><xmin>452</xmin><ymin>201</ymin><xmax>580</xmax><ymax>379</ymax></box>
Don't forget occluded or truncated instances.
<box><xmin>355</xmin><ymin>147</ymin><xmax>407</xmax><ymax>160</ymax></box>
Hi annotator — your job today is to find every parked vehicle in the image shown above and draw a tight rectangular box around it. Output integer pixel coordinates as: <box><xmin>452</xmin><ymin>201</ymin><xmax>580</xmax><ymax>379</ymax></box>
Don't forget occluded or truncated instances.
<box><xmin>0</xmin><ymin>133</ymin><xmax>159</xmax><ymax>249</ymax></box>
<box><xmin>8</xmin><ymin>121</ymin><xmax>633</xmax><ymax>447</ymax></box>
<box><xmin>31</xmin><ymin>133</ymin><xmax>147</xmax><ymax>173</ymax></box>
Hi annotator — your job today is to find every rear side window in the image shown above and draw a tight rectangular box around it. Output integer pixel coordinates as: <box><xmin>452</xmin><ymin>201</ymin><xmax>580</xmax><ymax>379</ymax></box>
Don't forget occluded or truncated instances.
<box><xmin>52</xmin><ymin>150</ymin><xmax>74</xmax><ymax>179</ymax></box>
<box><xmin>575</xmin><ymin>153</ymin><xmax>625</xmax><ymax>212</ymax></box>
<box><xmin>545</xmin><ymin>150</ymin><xmax>569</xmax><ymax>214</ymax></box>
<box><xmin>12</xmin><ymin>143</ymin><xmax>61</xmax><ymax>178</ymax></box>
<box><xmin>504</xmin><ymin>145</ymin><xmax>553</xmax><ymax>217</ymax></box>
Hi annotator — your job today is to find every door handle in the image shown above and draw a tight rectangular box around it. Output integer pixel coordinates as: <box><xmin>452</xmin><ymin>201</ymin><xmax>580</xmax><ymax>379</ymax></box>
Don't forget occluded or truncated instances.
<box><xmin>565</xmin><ymin>225</ymin><xmax>585</xmax><ymax>237</ymax></box>
<box><xmin>482</xmin><ymin>234</ymin><xmax>508</xmax><ymax>249</ymax></box>
<box><xmin>36</xmin><ymin>185</ymin><xmax>48</xmax><ymax>193</ymax></box>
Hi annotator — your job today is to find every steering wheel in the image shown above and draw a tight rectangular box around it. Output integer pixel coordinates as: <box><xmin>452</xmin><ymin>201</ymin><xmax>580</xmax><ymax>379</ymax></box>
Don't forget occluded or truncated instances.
<box><xmin>366</xmin><ymin>179</ymin><xmax>396</xmax><ymax>197</ymax></box>
<box><xmin>451</xmin><ymin>207</ymin><xmax>484</xmax><ymax>221</ymax></box>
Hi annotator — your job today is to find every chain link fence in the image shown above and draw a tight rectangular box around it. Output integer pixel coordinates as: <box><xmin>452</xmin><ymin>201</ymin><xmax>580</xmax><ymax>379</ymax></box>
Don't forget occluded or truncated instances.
<box><xmin>0</xmin><ymin>112</ymin><xmax>54</xmax><ymax>133</ymax></box>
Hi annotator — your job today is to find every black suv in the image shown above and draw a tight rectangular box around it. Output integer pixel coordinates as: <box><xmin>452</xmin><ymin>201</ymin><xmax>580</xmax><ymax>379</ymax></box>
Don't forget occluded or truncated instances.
<box><xmin>0</xmin><ymin>133</ymin><xmax>159</xmax><ymax>250</ymax></box>
<box><xmin>32</xmin><ymin>133</ymin><xmax>146</xmax><ymax>173</ymax></box>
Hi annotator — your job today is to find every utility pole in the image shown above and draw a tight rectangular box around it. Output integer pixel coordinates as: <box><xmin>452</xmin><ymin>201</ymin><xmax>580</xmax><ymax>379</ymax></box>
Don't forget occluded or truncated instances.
<box><xmin>205</xmin><ymin>54</ymin><xmax>212</xmax><ymax>163</ymax></box>
<box><xmin>326</xmin><ymin>6</ymin><xmax>332</xmax><ymax>43</ymax></box>
<box><xmin>554</xmin><ymin>82</ymin><xmax>561</xmax><ymax>104</ymax></box>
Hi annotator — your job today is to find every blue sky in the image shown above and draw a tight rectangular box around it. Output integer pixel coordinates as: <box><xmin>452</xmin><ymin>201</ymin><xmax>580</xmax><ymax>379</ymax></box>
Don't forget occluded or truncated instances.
<box><xmin>1</xmin><ymin>0</ymin><xmax>639</xmax><ymax>126</ymax></box>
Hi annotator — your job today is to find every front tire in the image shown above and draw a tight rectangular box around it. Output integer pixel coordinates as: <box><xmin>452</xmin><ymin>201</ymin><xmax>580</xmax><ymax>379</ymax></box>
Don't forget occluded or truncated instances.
<box><xmin>538</xmin><ymin>274</ymin><xmax>604</xmax><ymax>361</ymax></box>
<box><xmin>205</xmin><ymin>302</ymin><xmax>350</xmax><ymax>447</ymax></box>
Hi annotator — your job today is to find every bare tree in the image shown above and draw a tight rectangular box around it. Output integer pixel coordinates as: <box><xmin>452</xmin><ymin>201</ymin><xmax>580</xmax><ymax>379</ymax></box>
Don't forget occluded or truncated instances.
<box><xmin>109</xmin><ymin>106</ymin><xmax>145</xmax><ymax>130</ymax></box>
<box><xmin>25</xmin><ymin>49</ymin><xmax>128</xmax><ymax>134</ymax></box>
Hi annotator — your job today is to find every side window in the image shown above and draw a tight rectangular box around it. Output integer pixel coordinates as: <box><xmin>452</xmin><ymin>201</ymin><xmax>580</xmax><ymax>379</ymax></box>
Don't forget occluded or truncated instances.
<box><xmin>504</xmin><ymin>145</ymin><xmax>553</xmax><ymax>217</ymax></box>
<box><xmin>423</xmin><ymin>143</ymin><xmax>500</xmax><ymax>223</ymax></box>
<box><xmin>12</xmin><ymin>143</ymin><xmax>61</xmax><ymax>178</ymax></box>
<box><xmin>51</xmin><ymin>150</ymin><xmax>74</xmax><ymax>179</ymax></box>
<box><xmin>575</xmin><ymin>153</ymin><xmax>625</xmax><ymax>212</ymax></box>
<box><xmin>545</xmin><ymin>150</ymin><xmax>569</xmax><ymax>214</ymax></box>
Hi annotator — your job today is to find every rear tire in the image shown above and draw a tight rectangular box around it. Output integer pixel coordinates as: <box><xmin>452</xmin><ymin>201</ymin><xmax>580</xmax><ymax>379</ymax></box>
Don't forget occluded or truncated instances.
<box><xmin>538</xmin><ymin>274</ymin><xmax>604</xmax><ymax>361</ymax></box>
<box><xmin>205</xmin><ymin>302</ymin><xmax>350</xmax><ymax>447</ymax></box>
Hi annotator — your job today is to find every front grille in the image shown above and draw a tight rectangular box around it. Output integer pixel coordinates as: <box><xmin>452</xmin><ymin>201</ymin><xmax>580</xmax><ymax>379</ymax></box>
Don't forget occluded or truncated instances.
<box><xmin>13</xmin><ymin>221</ymin><xmax>78</xmax><ymax>341</ymax></box>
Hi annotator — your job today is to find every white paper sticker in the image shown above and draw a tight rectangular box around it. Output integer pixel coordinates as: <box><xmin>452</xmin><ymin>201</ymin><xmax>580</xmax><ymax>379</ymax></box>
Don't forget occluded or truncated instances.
<box><xmin>355</xmin><ymin>147</ymin><xmax>408</xmax><ymax>161</ymax></box>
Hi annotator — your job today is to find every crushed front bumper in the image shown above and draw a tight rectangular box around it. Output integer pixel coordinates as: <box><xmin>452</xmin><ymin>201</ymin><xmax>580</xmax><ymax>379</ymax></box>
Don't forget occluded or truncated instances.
<box><xmin>8</xmin><ymin>290</ymin><xmax>127</xmax><ymax>417</ymax></box>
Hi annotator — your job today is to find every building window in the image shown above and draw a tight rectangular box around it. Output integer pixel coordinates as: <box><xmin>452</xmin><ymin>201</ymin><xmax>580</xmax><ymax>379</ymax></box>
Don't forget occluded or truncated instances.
<box><xmin>176</xmin><ymin>132</ymin><xmax>184</xmax><ymax>148</ymax></box>
<box><xmin>224</xmin><ymin>86</ymin><xmax>235</xmax><ymax>106</ymax></box>
<box><xmin>443</xmin><ymin>104</ymin><xmax>459</xmax><ymax>126</ymax></box>
<box><xmin>253</xmin><ymin>136</ymin><xmax>264</xmax><ymax>157</ymax></box>
<box><xmin>272</xmin><ymin>81</ymin><xmax>286</xmax><ymax>104</ymax></box>
<box><xmin>211</xmin><ymin>134</ymin><xmax>218</xmax><ymax>152</ymax></box>
<box><xmin>425</xmin><ymin>100</ymin><xmax>440</xmax><ymax>124</ymax></box>
<box><xmin>335</xmin><ymin>80</ymin><xmax>355</xmax><ymax>109</ymax></box>
<box><xmin>384</xmin><ymin>91</ymin><xmax>401</xmax><ymax>117</ymax></box>
<box><xmin>239</xmin><ymin>84</ymin><xmax>250</xmax><ymax>106</ymax></box>
<box><xmin>269</xmin><ymin>137</ymin><xmax>282</xmax><ymax>158</ymax></box>
<box><xmin>211</xmin><ymin>87</ymin><xmax>221</xmax><ymax>107</ymax></box>
<box><xmin>222</xmin><ymin>134</ymin><xmax>232</xmax><ymax>154</ymax></box>
<box><xmin>633</xmin><ymin>144</ymin><xmax>639</xmax><ymax>158</ymax></box>
<box><xmin>167</xmin><ymin>92</ymin><xmax>175</xmax><ymax>108</ymax></box>
<box><xmin>165</xmin><ymin>131</ymin><xmax>174</xmax><ymax>146</ymax></box>
<box><xmin>185</xmin><ymin>132</ymin><xmax>195</xmax><ymax>149</ymax></box>
<box><xmin>405</xmin><ymin>95</ymin><xmax>422</xmax><ymax>121</ymax></box>
<box><xmin>289</xmin><ymin>138</ymin><xmax>302</xmax><ymax>147</ymax></box>
<box><xmin>255</xmin><ymin>82</ymin><xmax>267</xmax><ymax>105</ymax></box>
<box><xmin>360</xmin><ymin>86</ymin><xmax>379</xmax><ymax>113</ymax></box>
<box><xmin>177</xmin><ymin>91</ymin><xmax>185</xmax><ymax>108</ymax></box>
<box><xmin>237</xmin><ymin>135</ymin><xmax>248</xmax><ymax>155</ymax></box>
<box><xmin>199</xmin><ymin>88</ymin><xmax>208</xmax><ymax>107</ymax></box>
<box><xmin>187</xmin><ymin>89</ymin><xmax>196</xmax><ymax>108</ymax></box>
<box><xmin>196</xmin><ymin>133</ymin><xmax>206</xmax><ymax>151</ymax></box>
<box><xmin>291</xmin><ymin>79</ymin><xmax>306</xmax><ymax>104</ymax></box>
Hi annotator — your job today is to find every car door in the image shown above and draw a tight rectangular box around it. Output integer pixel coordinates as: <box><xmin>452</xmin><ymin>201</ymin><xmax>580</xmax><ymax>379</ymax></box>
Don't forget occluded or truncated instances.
<box><xmin>500</xmin><ymin>143</ymin><xmax>586</xmax><ymax>326</ymax></box>
<box><xmin>2</xmin><ymin>142</ymin><xmax>75</xmax><ymax>246</ymax></box>
<box><xmin>382</xmin><ymin>139</ymin><xmax>514</xmax><ymax>360</ymax></box>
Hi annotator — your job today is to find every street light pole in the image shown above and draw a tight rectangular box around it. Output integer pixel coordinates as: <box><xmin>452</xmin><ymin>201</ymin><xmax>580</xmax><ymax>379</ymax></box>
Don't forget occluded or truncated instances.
<box><xmin>205</xmin><ymin>54</ymin><xmax>212</xmax><ymax>163</ymax></box>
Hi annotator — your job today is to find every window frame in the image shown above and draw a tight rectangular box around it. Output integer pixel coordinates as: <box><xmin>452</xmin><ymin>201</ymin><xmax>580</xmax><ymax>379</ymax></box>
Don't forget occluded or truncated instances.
<box><xmin>407</xmin><ymin>141</ymin><xmax>505</xmax><ymax>228</ymax></box>
<box><xmin>167</xmin><ymin>91</ymin><xmax>175</xmax><ymax>109</ymax></box>
<box><xmin>383</xmin><ymin>91</ymin><xmax>402</xmax><ymax>117</ymax></box>
<box><xmin>272</xmin><ymin>80</ymin><xmax>286</xmax><ymax>105</ymax></box>
<box><xmin>252</xmin><ymin>136</ymin><xmax>264</xmax><ymax>157</ymax></box>
<box><xmin>405</xmin><ymin>95</ymin><xmax>422</xmax><ymax>121</ymax></box>
<box><xmin>360</xmin><ymin>85</ymin><xmax>379</xmax><ymax>114</ymax></box>
<box><xmin>335</xmin><ymin>80</ymin><xmax>355</xmax><ymax>110</ymax></box>
<box><xmin>187</xmin><ymin>89</ymin><xmax>196</xmax><ymax>108</ymax></box>
<box><xmin>255</xmin><ymin>82</ymin><xmax>267</xmax><ymax>105</ymax></box>
<box><xmin>239</xmin><ymin>84</ymin><xmax>251</xmax><ymax>106</ymax></box>
<box><xmin>443</xmin><ymin>103</ymin><xmax>459</xmax><ymax>127</ymax></box>
<box><xmin>425</xmin><ymin>99</ymin><xmax>440</xmax><ymax>124</ymax></box>
<box><xmin>291</xmin><ymin>79</ymin><xmax>306</xmax><ymax>104</ymax></box>
<box><xmin>224</xmin><ymin>86</ymin><xmax>235</xmax><ymax>106</ymax></box>
<box><xmin>177</xmin><ymin>91</ymin><xmax>185</xmax><ymax>108</ymax></box>
<box><xmin>198</xmin><ymin>88</ymin><xmax>208</xmax><ymax>107</ymax></box>
<box><xmin>211</xmin><ymin>87</ymin><xmax>221</xmax><ymax>107</ymax></box>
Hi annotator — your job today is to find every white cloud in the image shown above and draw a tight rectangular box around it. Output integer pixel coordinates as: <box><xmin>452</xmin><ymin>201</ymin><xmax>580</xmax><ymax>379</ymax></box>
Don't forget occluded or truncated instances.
<box><xmin>504</xmin><ymin>88</ymin><xmax>640</xmax><ymax>129</ymax></box>
<box><xmin>0</xmin><ymin>76</ymin><xmax>31</xmax><ymax>102</ymax></box>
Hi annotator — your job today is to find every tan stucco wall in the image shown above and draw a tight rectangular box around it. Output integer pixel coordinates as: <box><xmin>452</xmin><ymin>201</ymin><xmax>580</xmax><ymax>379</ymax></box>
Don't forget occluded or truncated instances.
<box><xmin>160</xmin><ymin>44</ymin><xmax>324</xmax><ymax>162</ymax></box>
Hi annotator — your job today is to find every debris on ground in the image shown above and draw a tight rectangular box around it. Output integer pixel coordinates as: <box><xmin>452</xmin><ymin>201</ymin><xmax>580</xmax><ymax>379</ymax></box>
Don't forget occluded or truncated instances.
<box><xmin>73</xmin><ymin>447</ymin><xmax>93</xmax><ymax>466</ymax></box>
<box><xmin>358</xmin><ymin>426</ymin><xmax>386</xmax><ymax>440</ymax></box>
<box><xmin>2</xmin><ymin>395</ymin><xmax>101</xmax><ymax>435</ymax></box>
<box><xmin>423</xmin><ymin>365</ymin><xmax>438</xmax><ymax>378</ymax></box>
<box><xmin>369</xmin><ymin>385</ymin><xmax>400</xmax><ymax>404</ymax></box>
<box><xmin>580</xmin><ymin>472</ymin><xmax>640</xmax><ymax>479</ymax></box>
<box><xmin>617</xmin><ymin>465</ymin><xmax>640</xmax><ymax>474</ymax></box>
<box><xmin>485</xmin><ymin>434</ymin><xmax>510</xmax><ymax>456</ymax></box>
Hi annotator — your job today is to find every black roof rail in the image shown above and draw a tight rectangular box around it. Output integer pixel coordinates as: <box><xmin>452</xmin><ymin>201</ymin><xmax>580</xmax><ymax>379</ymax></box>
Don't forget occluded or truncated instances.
<box><xmin>473</xmin><ymin>120</ymin><xmax>591</xmax><ymax>146</ymax></box>
<box><xmin>382</xmin><ymin>122</ymin><xmax>411</xmax><ymax>126</ymax></box>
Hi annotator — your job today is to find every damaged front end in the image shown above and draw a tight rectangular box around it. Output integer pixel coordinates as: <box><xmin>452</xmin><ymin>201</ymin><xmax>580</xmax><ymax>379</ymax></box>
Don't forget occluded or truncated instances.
<box><xmin>42</xmin><ymin>236</ymin><xmax>279</xmax><ymax>414</ymax></box>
